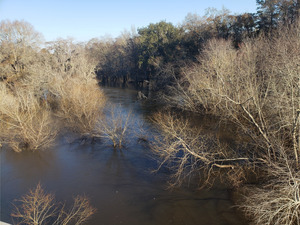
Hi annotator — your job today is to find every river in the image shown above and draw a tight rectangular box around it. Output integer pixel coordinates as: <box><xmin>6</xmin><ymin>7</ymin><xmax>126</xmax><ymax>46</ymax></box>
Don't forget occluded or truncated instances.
<box><xmin>0</xmin><ymin>87</ymin><xmax>246</xmax><ymax>225</ymax></box>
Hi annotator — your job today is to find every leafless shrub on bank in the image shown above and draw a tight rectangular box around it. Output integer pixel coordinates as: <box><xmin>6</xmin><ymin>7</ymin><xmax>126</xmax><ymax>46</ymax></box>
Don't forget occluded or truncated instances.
<box><xmin>151</xmin><ymin>111</ymin><xmax>251</xmax><ymax>188</ymax></box>
<box><xmin>95</xmin><ymin>105</ymin><xmax>131</xmax><ymax>148</ymax></box>
<box><xmin>44</xmin><ymin>39</ymin><xmax>107</xmax><ymax>137</ymax></box>
<box><xmin>0</xmin><ymin>22</ymin><xmax>107</xmax><ymax>149</ymax></box>
<box><xmin>240</xmin><ymin>153</ymin><xmax>300</xmax><ymax>225</ymax></box>
<box><xmin>11</xmin><ymin>183</ymin><xmax>96</xmax><ymax>225</ymax></box>
<box><xmin>0</xmin><ymin>86</ymin><xmax>57</xmax><ymax>152</ymax></box>
<box><xmin>53</xmin><ymin>77</ymin><xmax>106</xmax><ymax>136</ymax></box>
<box><xmin>169</xmin><ymin>22</ymin><xmax>300</xmax><ymax>164</ymax></box>
<box><xmin>163</xmin><ymin>21</ymin><xmax>300</xmax><ymax>223</ymax></box>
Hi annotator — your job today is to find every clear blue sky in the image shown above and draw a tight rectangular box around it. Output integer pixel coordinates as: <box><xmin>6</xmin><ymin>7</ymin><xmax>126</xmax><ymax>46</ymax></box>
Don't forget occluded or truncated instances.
<box><xmin>0</xmin><ymin>0</ymin><xmax>257</xmax><ymax>42</ymax></box>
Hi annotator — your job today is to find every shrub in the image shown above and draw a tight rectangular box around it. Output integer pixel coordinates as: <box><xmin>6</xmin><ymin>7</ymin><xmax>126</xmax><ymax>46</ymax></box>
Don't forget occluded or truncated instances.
<box><xmin>169</xmin><ymin>22</ymin><xmax>300</xmax><ymax>163</ymax></box>
<box><xmin>11</xmin><ymin>183</ymin><xmax>96</xmax><ymax>225</ymax></box>
<box><xmin>150</xmin><ymin>111</ymin><xmax>251</xmax><ymax>188</ymax></box>
<box><xmin>95</xmin><ymin>105</ymin><xmax>131</xmax><ymax>148</ymax></box>
<box><xmin>163</xmin><ymin>20</ymin><xmax>300</xmax><ymax>223</ymax></box>
<box><xmin>0</xmin><ymin>86</ymin><xmax>57</xmax><ymax>152</ymax></box>
<box><xmin>54</xmin><ymin>77</ymin><xmax>106</xmax><ymax>136</ymax></box>
<box><xmin>241</xmin><ymin>155</ymin><xmax>300</xmax><ymax>225</ymax></box>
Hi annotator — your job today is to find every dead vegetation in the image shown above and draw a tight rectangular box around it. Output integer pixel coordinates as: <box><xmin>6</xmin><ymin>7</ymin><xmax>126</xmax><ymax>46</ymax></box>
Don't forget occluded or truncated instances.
<box><xmin>0</xmin><ymin>20</ymin><xmax>44</xmax><ymax>83</ymax></box>
<box><xmin>151</xmin><ymin>111</ymin><xmax>251</xmax><ymax>188</ymax></box>
<box><xmin>95</xmin><ymin>105</ymin><xmax>132</xmax><ymax>148</ymax></box>
<box><xmin>0</xmin><ymin>85</ymin><xmax>57</xmax><ymax>152</ymax></box>
<box><xmin>241</xmin><ymin>154</ymin><xmax>300</xmax><ymax>225</ymax></box>
<box><xmin>0</xmin><ymin>21</ymin><xmax>107</xmax><ymax>152</ymax></box>
<box><xmin>169</xmin><ymin>23</ymin><xmax>300</xmax><ymax>162</ymax></box>
<box><xmin>155</xmin><ymin>20</ymin><xmax>300</xmax><ymax>223</ymax></box>
<box><xmin>11</xmin><ymin>183</ymin><xmax>96</xmax><ymax>225</ymax></box>
<box><xmin>53</xmin><ymin>77</ymin><xmax>106</xmax><ymax>136</ymax></box>
<box><xmin>44</xmin><ymin>38</ymin><xmax>107</xmax><ymax>137</ymax></box>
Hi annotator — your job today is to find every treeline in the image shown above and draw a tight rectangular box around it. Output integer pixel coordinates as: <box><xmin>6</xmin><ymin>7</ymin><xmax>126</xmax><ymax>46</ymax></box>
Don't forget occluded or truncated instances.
<box><xmin>89</xmin><ymin>0</ymin><xmax>300</xmax><ymax>92</ymax></box>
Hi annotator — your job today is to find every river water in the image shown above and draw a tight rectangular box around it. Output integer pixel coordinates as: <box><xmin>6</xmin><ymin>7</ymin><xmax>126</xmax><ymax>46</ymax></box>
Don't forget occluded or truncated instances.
<box><xmin>0</xmin><ymin>87</ymin><xmax>246</xmax><ymax>225</ymax></box>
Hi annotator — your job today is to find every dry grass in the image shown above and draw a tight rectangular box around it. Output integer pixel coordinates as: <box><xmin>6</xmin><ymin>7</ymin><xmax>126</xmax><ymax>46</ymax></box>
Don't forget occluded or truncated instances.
<box><xmin>11</xmin><ymin>183</ymin><xmax>96</xmax><ymax>225</ymax></box>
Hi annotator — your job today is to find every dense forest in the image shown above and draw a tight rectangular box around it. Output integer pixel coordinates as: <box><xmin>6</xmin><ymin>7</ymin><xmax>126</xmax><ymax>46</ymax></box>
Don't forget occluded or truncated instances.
<box><xmin>1</xmin><ymin>0</ymin><xmax>300</xmax><ymax>224</ymax></box>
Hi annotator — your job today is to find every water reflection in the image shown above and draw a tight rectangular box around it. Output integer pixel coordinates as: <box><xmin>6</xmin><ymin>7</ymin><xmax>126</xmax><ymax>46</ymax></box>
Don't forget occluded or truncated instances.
<box><xmin>0</xmin><ymin>87</ymin><xmax>246</xmax><ymax>225</ymax></box>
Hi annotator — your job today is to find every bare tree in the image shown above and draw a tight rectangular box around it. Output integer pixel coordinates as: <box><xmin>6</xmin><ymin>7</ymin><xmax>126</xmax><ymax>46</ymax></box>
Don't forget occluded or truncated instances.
<box><xmin>151</xmin><ymin>111</ymin><xmax>251</xmax><ymax>188</ymax></box>
<box><xmin>162</xmin><ymin>20</ymin><xmax>300</xmax><ymax>223</ymax></box>
<box><xmin>0</xmin><ymin>20</ymin><xmax>44</xmax><ymax>83</ymax></box>
<box><xmin>53</xmin><ymin>77</ymin><xmax>106</xmax><ymax>136</ymax></box>
<box><xmin>0</xmin><ymin>23</ymin><xmax>108</xmax><ymax>149</ymax></box>
<box><xmin>240</xmin><ymin>151</ymin><xmax>300</xmax><ymax>225</ymax></box>
<box><xmin>170</xmin><ymin>23</ymin><xmax>300</xmax><ymax>163</ymax></box>
<box><xmin>44</xmin><ymin>39</ymin><xmax>107</xmax><ymax>137</ymax></box>
<box><xmin>95</xmin><ymin>105</ymin><xmax>132</xmax><ymax>148</ymax></box>
<box><xmin>11</xmin><ymin>183</ymin><xmax>57</xmax><ymax>225</ymax></box>
<box><xmin>0</xmin><ymin>85</ymin><xmax>57</xmax><ymax>152</ymax></box>
<box><xmin>11</xmin><ymin>183</ymin><xmax>96</xmax><ymax>225</ymax></box>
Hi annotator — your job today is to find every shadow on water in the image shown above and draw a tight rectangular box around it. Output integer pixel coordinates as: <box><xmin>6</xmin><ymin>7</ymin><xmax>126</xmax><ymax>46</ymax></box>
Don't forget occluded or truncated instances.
<box><xmin>0</xmin><ymin>87</ymin><xmax>247</xmax><ymax>225</ymax></box>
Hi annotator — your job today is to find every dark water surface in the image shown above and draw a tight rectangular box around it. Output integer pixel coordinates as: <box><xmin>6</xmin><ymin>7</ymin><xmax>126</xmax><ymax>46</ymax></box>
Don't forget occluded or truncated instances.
<box><xmin>0</xmin><ymin>87</ymin><xmax>246</xmax><ymax>225</ymax></box>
